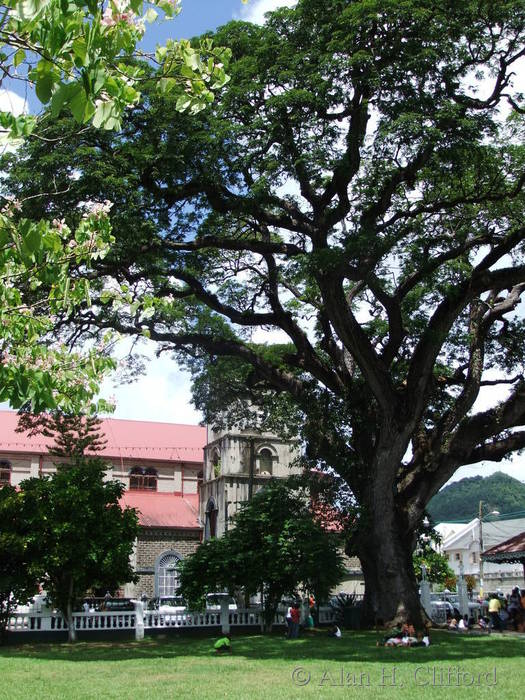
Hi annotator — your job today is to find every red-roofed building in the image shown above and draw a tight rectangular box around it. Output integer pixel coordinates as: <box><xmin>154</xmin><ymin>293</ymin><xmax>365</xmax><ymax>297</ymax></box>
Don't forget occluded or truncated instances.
<box><xmin>1</xmin><ymin>411</ymin><xmax>365</xmax><ymax>598</ymax></box>
<box><xmin>0</xmin><ymin>410</ymin><xmax>206</xmax><ymax>598</ymax></box>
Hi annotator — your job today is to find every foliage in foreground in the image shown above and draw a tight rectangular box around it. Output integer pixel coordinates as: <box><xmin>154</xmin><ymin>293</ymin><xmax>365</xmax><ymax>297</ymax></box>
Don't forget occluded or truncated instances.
<box><xmin>0</xmin><ymin>1</ymin><xmax>231</xmax><ymax>415</ymax></box>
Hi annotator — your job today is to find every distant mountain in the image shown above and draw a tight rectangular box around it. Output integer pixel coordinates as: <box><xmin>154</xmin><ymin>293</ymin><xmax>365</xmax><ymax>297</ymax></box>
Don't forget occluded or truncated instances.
<box><xmin>427</xmin><ymin>471</ymin><xmax>525</xmax><ymax>523</ymax></box>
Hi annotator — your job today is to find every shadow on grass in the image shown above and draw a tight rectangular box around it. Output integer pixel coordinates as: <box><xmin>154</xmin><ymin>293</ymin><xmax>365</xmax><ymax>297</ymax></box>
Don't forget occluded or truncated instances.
<box><xmin>0</xmin><ymin>630</ymin><xmax>523</xmax><ymax>664</ymax></box>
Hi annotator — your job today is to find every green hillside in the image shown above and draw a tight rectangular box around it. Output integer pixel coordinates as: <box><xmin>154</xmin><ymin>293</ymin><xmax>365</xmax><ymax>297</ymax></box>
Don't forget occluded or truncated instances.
<box><xmin>427</xmin><ymin>471</ymin><xmax>525</xmax><ymax>523</ymax></box>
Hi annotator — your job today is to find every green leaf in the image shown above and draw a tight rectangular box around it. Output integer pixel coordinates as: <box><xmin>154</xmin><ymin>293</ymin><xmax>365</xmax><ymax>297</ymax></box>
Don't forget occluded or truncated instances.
<box><xmin>69</xmin><ymin>86</ymin><xmax>89</xmax><ymax>123</ymax></box>
<box><xmin>175</xmin><ymin>95</ymin><xmax>192</xmax><ymax>112</ymax></box>
<box><xmin>72</xmin><ymin>38</ymin><xmax>88</xmax><ymax>67</ymax></box>
<box><xmin>35</xmin><ymin>73</ymin><xmax>55</xmax><ymax>104</ymax></box>
<box><xmin>22</xmin><ymin>222</ymin><xmax>42</xmax><ymax>255</ymax></box>
<box><xmin>13</xmin><ymin>49</ymin><xmax>26</xmax><ymax>68</ymax></box>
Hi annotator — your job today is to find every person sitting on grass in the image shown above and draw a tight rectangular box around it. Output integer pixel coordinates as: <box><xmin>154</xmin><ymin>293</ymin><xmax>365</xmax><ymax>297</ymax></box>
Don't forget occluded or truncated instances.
<box><xmin>478</xmin><ymin>616</ymin><xmax>489</xmax><ymax>631</ymax></box>
<box><xmin>409</xmin><ymin>631</ymin><xmax>431</xmax><ymax>647</ymax></box>
<box><xmin>214</xmin><ymin>634</ymin><xmax>232</xmax><ymax>654</ymax></box>
<box><xmin>458</xmin><ymin>614</ymin><xmax>470</xmax><ymax>632</ymax></box>
<box><xmin>447</xmin><ymin>616</ymin><xmax>458</xmax><ymax>630</ymax></box>
<box><xmin>328</xmin><ymin>624</ymin><xmax>341</xmax><ymax>638</ymax></box>
<box><xmin>401</xmin><ymin>622</ymin><xmax>416</xmax><ymax>637</ymax></box>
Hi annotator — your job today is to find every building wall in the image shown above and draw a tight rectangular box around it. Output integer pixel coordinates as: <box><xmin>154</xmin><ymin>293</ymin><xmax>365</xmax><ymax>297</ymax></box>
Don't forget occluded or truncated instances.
<box><xmin>124</xmin><ymin>528</ymin><xmax>201</xmax><ymax>598</ymax></box>
<box><xmin>440</xmin><ymin>518</ymin><xmax>525</xmax><ymax>594</ymax></box>
<box><xmin>0</xmin><ymin>451</ymin><xmax>199</xmax><ymax>495</ymax></box>
<box><xmin>1</xmin><ymin>453</ymin><xmax>35</xmax><ymax>485</ymax></box>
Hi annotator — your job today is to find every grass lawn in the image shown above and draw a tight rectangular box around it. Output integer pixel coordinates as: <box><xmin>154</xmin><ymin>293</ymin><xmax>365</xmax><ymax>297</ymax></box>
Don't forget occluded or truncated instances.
<box><xmin>0</xmin><ymin>630</ymin><xmax>523</xmax><ymax>699</ymax></box>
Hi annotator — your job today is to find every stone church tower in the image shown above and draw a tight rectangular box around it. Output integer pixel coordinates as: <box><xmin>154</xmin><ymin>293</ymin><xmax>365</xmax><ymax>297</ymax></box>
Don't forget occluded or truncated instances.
<box><xmin>199</xmin><ymin>425</ymin><xmax>301</xmax><ymax>539</ymax></box>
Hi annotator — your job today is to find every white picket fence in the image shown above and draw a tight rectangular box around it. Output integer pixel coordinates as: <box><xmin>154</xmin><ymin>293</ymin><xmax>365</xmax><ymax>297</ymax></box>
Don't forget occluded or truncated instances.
<box><xmin>6</xmin><ymin>605</ymin><xmax>336</xmax><ymax>637</ymax></box>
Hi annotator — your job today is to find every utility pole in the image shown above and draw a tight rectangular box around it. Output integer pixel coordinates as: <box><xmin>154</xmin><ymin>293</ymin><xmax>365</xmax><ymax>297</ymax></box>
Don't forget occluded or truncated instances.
<box><xmin>478</xmin><ymin>501</ymin><xmax>500</xmax><ymax>598</ymax></box>
<box><xmin>478</xmin><ymin>500</ymin><xmax>484</xmax><ymax>598</ymax></box>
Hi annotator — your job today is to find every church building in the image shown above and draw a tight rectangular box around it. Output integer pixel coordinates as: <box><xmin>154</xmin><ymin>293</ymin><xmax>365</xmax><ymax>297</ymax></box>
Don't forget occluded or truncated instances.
<box><xmin>0</xmin><ymin>411</ymin><xmax>306</xmax><ymax>598</ymax></box>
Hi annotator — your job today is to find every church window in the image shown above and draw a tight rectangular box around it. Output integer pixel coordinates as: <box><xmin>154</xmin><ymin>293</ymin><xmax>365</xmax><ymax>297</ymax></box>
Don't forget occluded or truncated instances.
<box><xmin>258</xmin><ymin>448</ymin><xmax>273</xmax><ymax>475</ymax></box>
<box><xmin>211</xmin><ymin>450</ymin><xmax>221</xmax><ymax>478</ymax></box>
<box><xmin>156</xmin><ymin>552</ymin><xmax>181</xmax><ymax>597</ymax></box>
<box><xmin>129</xmin><ymin>466</ymin><xmax>158</xmax><ymax>491</ymax></box>
<box><xmin>205</xmin><ymin>498</ymin><xmax>218</xmax><ymax>539</ymax></box>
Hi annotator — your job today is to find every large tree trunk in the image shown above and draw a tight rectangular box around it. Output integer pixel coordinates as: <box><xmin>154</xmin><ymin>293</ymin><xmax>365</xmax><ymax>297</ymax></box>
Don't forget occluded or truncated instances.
<box><xmin>355</xmin><ymin>445</ymin><xmax>424</xmax><ymax>629</ymax></box>
<box><xmin>358</xmin><ymin>525</ymin><xmax>423</xmax><ymax>628</ymax></box>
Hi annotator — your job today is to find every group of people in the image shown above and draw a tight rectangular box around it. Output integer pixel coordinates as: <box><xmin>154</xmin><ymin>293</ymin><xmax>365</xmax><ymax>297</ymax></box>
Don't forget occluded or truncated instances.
<box><xmin>485</xmin><ymin>588</ymin><xmax>525</xmax><ymax>632</ymax></box>
<box><xmin>447</xmin><ymin>614</ymin><xmax>474</xmax><ymax>631</ymax></box>
<box><xmin>379</xmin><ymin>622</ymin><xmax>431</xmax><ymax>647</ymax></box>
<box><xmin>446</xmin><ymin>587</ymin><xmax>525</xmax><ymax>633</ymax></box>
<box><xmin>285</xmin><ymin>602</ymin><xmax>303</xmax><ymax>638</ymax></box>
<box><xmin>284</xmin><ymin>595</ymin><xmax>316</xmax><ymax>638</ymax></box>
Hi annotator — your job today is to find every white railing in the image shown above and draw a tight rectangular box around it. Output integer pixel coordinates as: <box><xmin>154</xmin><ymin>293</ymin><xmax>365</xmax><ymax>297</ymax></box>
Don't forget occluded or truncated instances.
<box><xmin>143</xmin><ymin>610</ymin><xmax>222</xmax><ymax>628</ymax></box>
<box><xmin>6</xmin><ymin>610</ymin><xmax>137</xmax><ymax>632</ymax></box>
<box><xmin>318</xmin><ymin>607</ymin><xmax>336</xmax><ymax>624</ymax></box>
<box><xmin>6</xmin><ymin>605</ymin><xmax>335</xmax><ymax>635</ymax></box>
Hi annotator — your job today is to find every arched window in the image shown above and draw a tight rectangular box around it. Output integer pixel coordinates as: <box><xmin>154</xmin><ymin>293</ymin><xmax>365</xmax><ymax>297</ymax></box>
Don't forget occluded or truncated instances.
<box><xmin>257</xmin><ymin>448</ymin><xmax>274</xmax><ymax>475</ymax></box>
<box><xmin>129</xmin><ymin>466</ymin><xmax>158</xmax><ymax>491</ymax></box>
<box><xmin>205</xmin><ymin>498</ymin><xmax>218</xmax><ymax>540</ymax></box>
<box><xmin>211</xmin><ymin>450</ymin><xmax>221</xmax><ymax>479</ymax></box>
<box><xmin>155</xmin><ymin>551</ymin><xmax>181</xmax><ymax>597</ymax></box>
<box><xmin>0</xmin><ymin>460</ymin><xmax>11</xmax><ymax>486</ymax></box>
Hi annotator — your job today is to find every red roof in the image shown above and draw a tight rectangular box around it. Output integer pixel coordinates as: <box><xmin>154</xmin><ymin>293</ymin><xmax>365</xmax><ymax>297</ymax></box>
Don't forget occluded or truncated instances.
<box><xmin>0</xmin><ymin>411</ymin><xmax>206</xmax><ymax>464</ymax></box>
<box><xmin>120</xmin><ymin>491</ymin><xmax>200</xmax><ymax>529</ymax></box>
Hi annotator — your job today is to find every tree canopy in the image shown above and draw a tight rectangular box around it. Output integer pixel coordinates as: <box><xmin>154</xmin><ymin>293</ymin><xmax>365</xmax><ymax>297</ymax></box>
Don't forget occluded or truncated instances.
<box><xmin>3</xmin><ymin>0</ymin><xmax>525</xmax><ymax>625</ymax></box>
<box><xmin>13</xmin><ymin>413</ymin><xmax>138</xmax><ymax>641</ymax></box>
<box><xmin>0</xmin><ymin>485</ymin><xmax>38</xmax><ymax>643</ymax></box>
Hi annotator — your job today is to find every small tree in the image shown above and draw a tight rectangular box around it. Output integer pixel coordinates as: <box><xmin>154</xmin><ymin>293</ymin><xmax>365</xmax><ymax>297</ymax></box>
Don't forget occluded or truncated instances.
<box><xmin>464</xmin><ymin>574</ymin><xmax>476</xmax><ymax>595</ymax></box>
<box><xmin>20</xmin><ymin>461</ymin><xmax>138</xmax><ymax>641</ymax></box>
<box><xmin>0</xmin><ymin>486</ymin><xmax>38</xmax><ymax>644</ymax></box>
<box><xmin>413</xmin><ymin>543</ymin><xmax>455</xmax><ymax>587</ymax></box>
<box><xmin>17</xmin><ymin>412</ymin><xmax>138</xmax><ymax>642</ymax></box>
<box><xmin>179</xmin><ymin>479</ymin><xmax>346</xmax><ymax>632</ymax></box>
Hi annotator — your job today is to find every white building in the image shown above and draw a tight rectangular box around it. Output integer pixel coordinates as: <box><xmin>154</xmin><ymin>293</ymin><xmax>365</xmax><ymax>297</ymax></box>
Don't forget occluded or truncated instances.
<box><xmin>436</xmin><ymin>517</ymin><xmax>525</xmax><ymax>593</ymax></box>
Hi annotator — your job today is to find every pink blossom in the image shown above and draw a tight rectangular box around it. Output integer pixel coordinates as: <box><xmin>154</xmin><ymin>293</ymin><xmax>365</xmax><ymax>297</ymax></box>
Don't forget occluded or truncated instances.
<box><xmin>52</xmin><ymin>218</ymin><xmax>66</xmax><ymax>233</ymax></box>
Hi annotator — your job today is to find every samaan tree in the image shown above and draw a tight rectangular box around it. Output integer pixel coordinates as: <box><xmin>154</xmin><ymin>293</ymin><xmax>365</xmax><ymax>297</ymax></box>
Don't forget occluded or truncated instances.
<box><xmin>3</xmin><ymin>0</ymin><xmax>525</xmax><ymax>625</ymax></box>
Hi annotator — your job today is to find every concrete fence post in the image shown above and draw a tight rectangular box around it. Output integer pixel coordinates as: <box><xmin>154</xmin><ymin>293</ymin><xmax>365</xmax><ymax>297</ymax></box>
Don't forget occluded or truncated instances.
<box><xmin>134</xmin><ymin>600</ymin><xmax>144</xmax><ymax>641</ymax></box>
<box><xmin>220</xmin><ymin>599</ymin><xmax>230</xmax><ymax>635</ymax></box>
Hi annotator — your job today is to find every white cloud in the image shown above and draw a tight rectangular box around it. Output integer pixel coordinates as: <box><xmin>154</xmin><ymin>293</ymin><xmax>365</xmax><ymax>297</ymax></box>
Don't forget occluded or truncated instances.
<box><xmin>97</xmin><ymin>339</ymin><xmax>203</xmax><ymax>425</ymax></box>
<box><xmin>238</xmin><ymin>0</ymin><xmax>297</xmax><ymax>25</ymax></box>
<box><xmin>0</xmin><ymin>89</ymin><xmax>27</xmax><ymax>117</ymax></box>
<box><xmin>0</xmin><ymin>89</ymin><xmax>28</xmax><ymax>154</ymax></box>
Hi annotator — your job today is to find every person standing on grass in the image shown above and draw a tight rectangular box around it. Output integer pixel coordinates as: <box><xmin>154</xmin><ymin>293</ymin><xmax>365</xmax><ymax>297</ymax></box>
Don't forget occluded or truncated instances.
<box><xmin>285</xmin><ymin>603</ymin><xmax>293</xmax><ymax>638</ymax></box>
<box><xmin>290</xmin><ymin>603</ymin><xmax>301</xmax><ymax>639</ymax></box>
<box><xmin>488</xmin><ymin>595</ymin><xmax>502</xmax><ymax>631</ymax></box>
